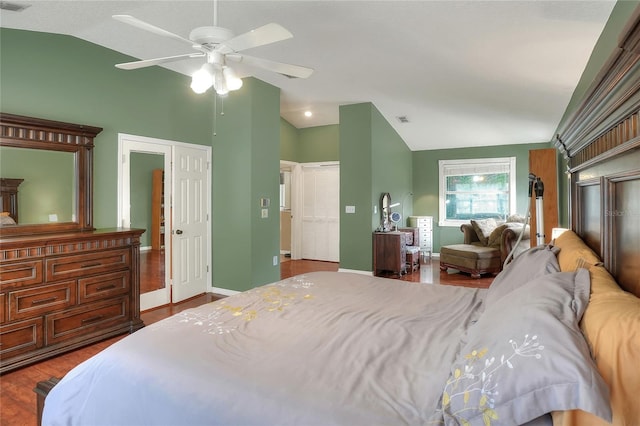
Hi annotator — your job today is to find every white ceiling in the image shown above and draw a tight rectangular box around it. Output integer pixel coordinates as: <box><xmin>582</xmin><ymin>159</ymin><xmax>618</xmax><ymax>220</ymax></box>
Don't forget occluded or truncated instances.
<box><xmin>1</xmin><ymin>0</ymin><xmax>616</xmax><ymax>150</ymax></box>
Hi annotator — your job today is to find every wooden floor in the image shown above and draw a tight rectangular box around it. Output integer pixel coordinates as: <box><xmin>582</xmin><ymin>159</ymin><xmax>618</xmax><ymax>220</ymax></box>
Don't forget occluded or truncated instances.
<box><xmin>0</xmin><ymin>256</ymin><xmax>492</xmax><ymax>425</ymax></box>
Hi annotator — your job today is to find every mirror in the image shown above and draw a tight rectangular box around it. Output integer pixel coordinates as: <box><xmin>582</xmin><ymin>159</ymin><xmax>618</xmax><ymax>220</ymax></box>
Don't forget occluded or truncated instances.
<box><xmin>0</xmin><ymin>113</ymin><xmax>102</xmax><ymax>236</ymax></box>
<box><xmin>380</xmin><ymin>192</ymin><xmax>391</xmax><ymax>231</ymax></box>
<box><xmin>0</xmin><ymin>147</ymin><xmax>76</xmax><ymax>224</ymax></box>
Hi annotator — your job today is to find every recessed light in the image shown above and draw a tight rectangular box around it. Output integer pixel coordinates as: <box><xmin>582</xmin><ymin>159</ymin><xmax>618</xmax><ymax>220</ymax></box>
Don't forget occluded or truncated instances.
<box><xmin>304</xmin><ymin>111</ymin><xmax>312</xmax><ymax>117</ymax></box>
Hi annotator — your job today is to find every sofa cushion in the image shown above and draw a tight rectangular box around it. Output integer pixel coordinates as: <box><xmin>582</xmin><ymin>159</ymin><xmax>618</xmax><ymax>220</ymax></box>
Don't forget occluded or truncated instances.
<box><xmin>470</xmin><ymin>218</ymin><xmax>498</xmax><ymax>245</ymax></box>
<box><xmin>441</xmin><ymin>244</ymin><xmax>500</xmax><ymax>260</ymax></box>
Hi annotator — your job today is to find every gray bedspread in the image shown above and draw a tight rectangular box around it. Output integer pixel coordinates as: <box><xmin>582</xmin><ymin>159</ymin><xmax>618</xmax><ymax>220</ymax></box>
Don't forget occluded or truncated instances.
<box><xmin>42</xmin><ymin>271</ymin><xmax>486</xmax><ymax>425</ymax></box>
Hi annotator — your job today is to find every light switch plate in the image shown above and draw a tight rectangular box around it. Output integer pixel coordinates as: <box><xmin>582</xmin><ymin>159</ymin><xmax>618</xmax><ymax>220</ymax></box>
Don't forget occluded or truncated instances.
<box><xmin>261</xmin><ymin>208</ymin><xmax>268</xmax><ymax>218</ymax></box>
<box><xmin>345</xmin><ymin>205</ymin><xmax>356</xmax><ymax>213</ymax></box>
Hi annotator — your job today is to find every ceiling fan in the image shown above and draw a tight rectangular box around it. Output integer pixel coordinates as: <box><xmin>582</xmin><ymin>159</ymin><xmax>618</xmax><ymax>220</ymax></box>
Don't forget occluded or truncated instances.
<box><xmin>112</xmin><ymin>4</ymin><xmax>313</xmax><ymax>96</ymax></box>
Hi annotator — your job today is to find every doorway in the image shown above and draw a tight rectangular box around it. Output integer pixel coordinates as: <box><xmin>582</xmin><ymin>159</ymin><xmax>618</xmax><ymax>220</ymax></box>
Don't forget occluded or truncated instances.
<box><xmin>280</xmin><ymin>161</ymin><xmax>339</xmax><ymax>263</ymax></box>
<box><xmin>118</xmin><ymin>134</ymin><xmax>211</xmax><ymax>310</ymax></box>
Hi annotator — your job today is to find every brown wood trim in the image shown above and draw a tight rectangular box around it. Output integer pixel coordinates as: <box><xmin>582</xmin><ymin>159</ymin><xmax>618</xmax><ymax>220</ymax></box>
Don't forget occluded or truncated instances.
<box><xmin>0</xmin><ymin>113</ymin><xmax>103</xmax><ymax>236</ymax></box>
<box><xmin>555</xmin><ymin>5</ymin><xmax>640</xmax><ymax>166</ymax></box>
<box><xmin>0</xmin><ymin>113</ymin><xmax>102</xmax><ymax>147</ymax></box>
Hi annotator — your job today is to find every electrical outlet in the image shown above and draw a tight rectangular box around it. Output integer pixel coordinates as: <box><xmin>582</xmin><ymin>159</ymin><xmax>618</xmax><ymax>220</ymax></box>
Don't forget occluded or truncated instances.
<box><xmin>273</xmin><ymin>255</ymin><xmax>278</xmax><ymax>266</ymax></box>
<box><xmin>345</xmin><ymin>205</ymin><xmax>356</xmax><ymax>213</ymax></box>
<box><xmin>261</xmin><ymin>208</ymin><xmax>268</xmax><ymax>218</ymax></box>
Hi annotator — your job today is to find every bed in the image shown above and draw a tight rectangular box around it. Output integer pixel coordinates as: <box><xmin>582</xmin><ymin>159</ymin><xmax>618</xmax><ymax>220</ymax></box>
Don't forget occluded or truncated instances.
<box><xmin>38</xmin><ymin>231</ymin><xmax>639</xmax><ymax>426</ymax></box>
<box><xmin>39</xmin><ymin>6</ymin><xmax>640</xmax><ymax>426</ymax></box>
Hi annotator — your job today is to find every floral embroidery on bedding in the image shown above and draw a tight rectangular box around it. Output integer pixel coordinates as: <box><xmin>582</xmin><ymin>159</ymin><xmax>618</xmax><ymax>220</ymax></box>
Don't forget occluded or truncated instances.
<box><xmin>155</xmin><ymin>275</ymin><xmax>315</xmax><ymax>335</ymax></box>
<box><xmin>441</xmin><ymin>335</ymin><xmax>544</xmax><ymax>426</ymax></box>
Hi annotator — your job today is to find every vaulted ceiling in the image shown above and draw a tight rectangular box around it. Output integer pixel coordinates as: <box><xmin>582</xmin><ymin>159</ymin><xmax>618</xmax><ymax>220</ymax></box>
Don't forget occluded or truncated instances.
<box><xmin>1</xmin><ymin>1</ymin><xmax>616</xmax><ymax>150</ymax></box>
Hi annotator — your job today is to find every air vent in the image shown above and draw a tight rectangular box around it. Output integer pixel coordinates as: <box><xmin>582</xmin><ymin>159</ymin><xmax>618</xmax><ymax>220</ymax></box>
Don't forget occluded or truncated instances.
<box><xmin>396</xmin><ymin>116</ymin><xmax>410</xmax><ymax>123</ymax></box>
<box><xmin>0</xmin><ymin>1</ymin><xmax>30</xmax><ymax>12</ymax></box>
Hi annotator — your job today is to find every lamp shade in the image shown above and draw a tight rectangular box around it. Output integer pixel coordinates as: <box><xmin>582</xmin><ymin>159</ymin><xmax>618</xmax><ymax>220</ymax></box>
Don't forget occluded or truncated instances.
<box><xmin>223</xmin><ymin>67</ymin><xmax>243</xmax><ymax>91</ymax></box>
<box><xmin>191</xmin><ymin>64</ymin><xmax>215</xmax><ymax>94</ymax></box>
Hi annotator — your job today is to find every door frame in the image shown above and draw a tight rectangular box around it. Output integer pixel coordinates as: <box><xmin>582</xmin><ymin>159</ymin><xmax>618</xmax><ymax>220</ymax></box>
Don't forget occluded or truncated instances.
<box><xmin>117</xmin><ymin>133</ymin><xmax>211</xmax><ymax>310</ymax></box>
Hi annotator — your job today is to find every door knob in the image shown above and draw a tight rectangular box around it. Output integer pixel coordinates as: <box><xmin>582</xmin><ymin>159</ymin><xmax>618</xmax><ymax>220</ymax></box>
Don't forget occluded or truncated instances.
<box><xmin>175</xmin><ymin>229</ymin><xmax>183</xmax><ymax>235</ymax></box>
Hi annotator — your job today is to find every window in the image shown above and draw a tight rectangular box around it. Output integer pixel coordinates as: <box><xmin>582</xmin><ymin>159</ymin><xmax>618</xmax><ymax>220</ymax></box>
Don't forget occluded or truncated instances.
<box><xmin>439</xmin><ymin>157</ymin><xmax>516</xmax><ymax>227</ymax></box>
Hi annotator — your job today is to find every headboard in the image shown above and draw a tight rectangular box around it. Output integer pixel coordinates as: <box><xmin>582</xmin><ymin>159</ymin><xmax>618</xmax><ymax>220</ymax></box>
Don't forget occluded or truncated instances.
<box><xmin>0</xmin><ymin>177</ymin><xmax>23</xmax><ymax>223</ymax></box>
<box><xmin>554</xmin><ymin>6</ymin><xmax>640</xmax><ymax>298</ymax></box>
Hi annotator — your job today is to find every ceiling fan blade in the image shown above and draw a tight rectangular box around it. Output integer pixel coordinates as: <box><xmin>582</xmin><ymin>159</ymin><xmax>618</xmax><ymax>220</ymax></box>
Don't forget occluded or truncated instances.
<box><xmin>113</xmin><ymin>15</ymin><xmax>195</xmax><ymax>47</ymax></box>
<box><xmin>220</xmin><ymin>23</ymin><xmax>293</xmax><ymax>53</ymax></box>
<box><xmin>228</xmin><ymin>54</ymin><xmax>313</xmax><ymax>79</ymax></box>
<box><xmin>115</xmin><ymin>53</ymin><xmax>205</xmax><ymax>70</ymax></box>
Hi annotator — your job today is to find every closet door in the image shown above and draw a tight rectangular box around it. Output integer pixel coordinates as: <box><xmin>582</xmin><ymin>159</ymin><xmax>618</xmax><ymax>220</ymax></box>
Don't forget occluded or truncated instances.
<box><xmin>301</xmin><ymin>164</ymin><xmax>339</xmax><ymax>262</ymax></box>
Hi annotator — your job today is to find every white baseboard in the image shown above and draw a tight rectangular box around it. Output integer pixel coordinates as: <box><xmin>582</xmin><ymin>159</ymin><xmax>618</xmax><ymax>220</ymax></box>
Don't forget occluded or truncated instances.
<box><xmin>210</xmin><ymin>286</ymin><xmax>240</xmax><ymax>297</ymax></box>
<box><xmin>337</xmin><ymin>268</ymin><xmax>373</xmax><ymax>275</ymax></box>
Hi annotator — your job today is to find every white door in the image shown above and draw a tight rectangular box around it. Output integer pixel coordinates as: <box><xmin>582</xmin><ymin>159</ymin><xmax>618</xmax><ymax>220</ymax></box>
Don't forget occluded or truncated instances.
<box><xmin>301</xmin><ymin>164</ymin><xmax>339</xmax><ymax>262</ymax></box>
<box><xmin>172</xmin><ymin>144</ymin><xmax>210</xmax><ymax>302</ymax></box>
<box><xmin>118</xmin><ymin>134</ymin><xmax>210</xmax><ymax>309</ymax></box>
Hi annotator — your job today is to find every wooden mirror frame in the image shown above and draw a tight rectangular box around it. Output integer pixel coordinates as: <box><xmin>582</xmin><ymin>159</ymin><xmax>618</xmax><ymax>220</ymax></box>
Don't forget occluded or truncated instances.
<box><xmin>0</xmin><ymin>113</ymin><xmax>103</xmax><ymax>236</ymax></box>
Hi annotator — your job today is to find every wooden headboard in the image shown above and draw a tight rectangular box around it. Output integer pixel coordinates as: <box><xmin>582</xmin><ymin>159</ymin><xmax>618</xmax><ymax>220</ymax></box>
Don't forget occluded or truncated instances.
<box><xmin>0</xmin><ymin>177</ymin><xmax>23</xmax><ymax>223</ymax></box>
<box><xmin>554</xmin><ymin>6</ymin><xmax>640</xmax><ymax>298</ymax></box>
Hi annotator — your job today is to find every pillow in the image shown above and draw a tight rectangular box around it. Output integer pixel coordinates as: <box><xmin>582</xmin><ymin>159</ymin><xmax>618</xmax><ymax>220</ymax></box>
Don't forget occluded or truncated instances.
<box><xmin>553</xmin><ymin>230</ymin><xmax>600</xmax><ymax>273</ymax></box>
<box><xmin>506</xmin><ymin>213</ymin><xmax>527</xmax><ymax>223</ymax></box>
<box><xmin>487</xmin><ymin>224</ymin><xmax>508</xmax><ymax>248</ymax></box>
<box><xmin>0</xmin><ymin>215</ymin><xmax>16</xmax><ymax>226</ymax></box>
<box><xmin>484</xmin><ymin>244</ymin><xmax>560</xmax><ymax>308</ymax></box>
<box><xmin>442</xmin><ymin>269</ymin><xmax>611</xmax><ymax>425</ymax></box>
<box><xmin>470</xmin><ymin>218</ymin><xmax>498</xmax><ymax>246</ymax></box>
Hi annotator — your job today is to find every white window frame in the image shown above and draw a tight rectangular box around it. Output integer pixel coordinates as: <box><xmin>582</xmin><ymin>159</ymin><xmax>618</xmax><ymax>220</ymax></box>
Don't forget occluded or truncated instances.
<box><xmin>438</xmin><ymin>157</ymin><xmax>516</xmax><ymax>227</ymax></box>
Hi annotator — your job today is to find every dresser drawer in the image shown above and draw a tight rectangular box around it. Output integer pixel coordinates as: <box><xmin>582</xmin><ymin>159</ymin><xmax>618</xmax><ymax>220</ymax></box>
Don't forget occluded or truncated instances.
<box><xmin>0</xmin><ymin>317</ymin><xmax>44</xmax><ymax>360</ymax></box>
<box><xmin>78</xmin><ymin>271</ymin><xmax>130</xmax><ymax>303</ymax></box>
<box><xmin>46</xmin><ymin>249</ymin><xmax>130</xmax><ymax>282</ymax></box>
<box><xmin>0</xmin><ymin>260</ymin><xmax>43</xmax><ymax>289</ymax></box>
<box><xmin>46</xmin><ymin>297</ymin><xmax>129</xmax><ymax>345</ymax></box>
<box><xmin>8</xmin><ymin>281</ymin><xmax>76</xmax><ymax>321</ymax></box>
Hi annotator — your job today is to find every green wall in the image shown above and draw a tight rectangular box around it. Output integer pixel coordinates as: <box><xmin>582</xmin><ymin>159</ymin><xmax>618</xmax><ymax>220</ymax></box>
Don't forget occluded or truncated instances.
<box><xmin>339</xmin><ymin>103</ymin><xmax>412</xmax><ymax>271</ymax></box>
<box><xmin>412</xmin><ymin>142</ymin><xmax>549</xmax><ymax>252</ymax></box>
<box><xmin>280</xmin><ymin>119</ymin><xmax>339</xmax><ymax>163</ymax></box>
<box><xmin>298</xmin><ymin>125</ymin><xmax>340</xmax><ymax>162</ymax></box>
<box><xmin>1</xmin><ymin>28</ymin><xmax>282</xmax><ymax>292</ymax></box>
<box><xmin>213</xmin><ymin>78</ymin><xmax>282</xmax><ymax>291</ymax></box>
<box><xmin>280</xmin><ymin>119</ymin><xmax>299</xmax><ymax>162</ymax></box>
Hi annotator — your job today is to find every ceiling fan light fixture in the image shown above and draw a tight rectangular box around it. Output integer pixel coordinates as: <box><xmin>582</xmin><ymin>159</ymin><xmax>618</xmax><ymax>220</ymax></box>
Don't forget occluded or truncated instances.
<box><xmin>191</xmin><ymin>64</ymin><xmax>215</xmax><ymax>94</ymax></box>
<box><xmin>213</xmin><ymin>70</ymin><xmax>229</xmax><ymax>96</ymax></box>
<box><xmin>223</xmin><ymin>67</ymin><xmax>243</xmax><ymax>91</ymax></box>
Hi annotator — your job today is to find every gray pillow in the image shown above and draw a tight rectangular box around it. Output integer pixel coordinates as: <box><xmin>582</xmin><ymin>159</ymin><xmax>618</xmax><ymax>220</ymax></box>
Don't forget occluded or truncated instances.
<box><xmin>470</xmin><ymin>218</ymin><xmax>498</xmax><ymax>245</ymax></box>
<box><xmin>441</xmin><ymin>269</ymin><xmax>611</xmax><ymax>425</ymax></box>
<box><xmin>484</xmin><ymin>244</ymin><xmax>560</xmax><ymax>308</ymax></box>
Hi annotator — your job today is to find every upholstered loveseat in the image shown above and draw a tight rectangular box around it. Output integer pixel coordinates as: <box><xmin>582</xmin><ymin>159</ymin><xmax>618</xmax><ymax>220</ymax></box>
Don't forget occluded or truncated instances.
<box><xmin>440</xmin><ymin>217</ymin><xmax>531</xmax><ymax>278</ymax></box>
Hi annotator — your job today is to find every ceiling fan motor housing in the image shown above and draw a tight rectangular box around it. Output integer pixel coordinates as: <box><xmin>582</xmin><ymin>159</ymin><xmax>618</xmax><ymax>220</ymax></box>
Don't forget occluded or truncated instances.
<box><xmin>189</xmin><ymin>26</ymin><xmax>234</xmax><ymax>47</ymax></box>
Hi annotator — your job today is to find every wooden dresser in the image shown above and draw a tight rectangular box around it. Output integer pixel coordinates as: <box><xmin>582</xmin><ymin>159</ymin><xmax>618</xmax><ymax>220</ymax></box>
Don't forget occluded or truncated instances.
<box><xmin>0</xmin><ymin>228</ymin><xmax>144</xmax><ymax>373</ymax></box>
<box><xmin>373</xmin><ymin>231</ymin><xmax>407</xmax><ymax>277</ymax></box>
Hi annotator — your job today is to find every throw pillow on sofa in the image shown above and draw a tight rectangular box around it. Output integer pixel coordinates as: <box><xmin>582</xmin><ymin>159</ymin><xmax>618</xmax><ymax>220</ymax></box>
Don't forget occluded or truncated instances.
<box><xmin>470</xmin><ymin>218</ymin><xmax>498</xmax><ymax>245</ymax></box>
